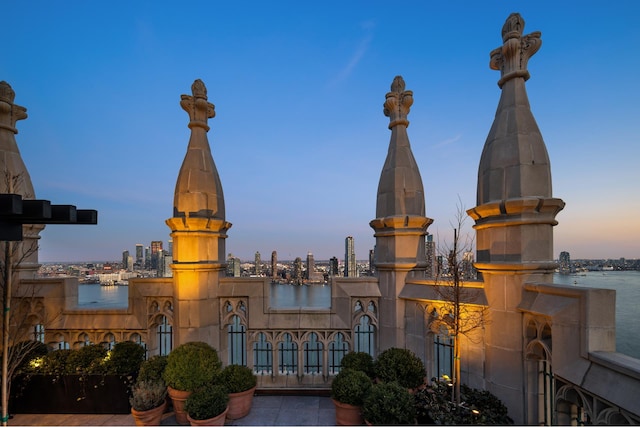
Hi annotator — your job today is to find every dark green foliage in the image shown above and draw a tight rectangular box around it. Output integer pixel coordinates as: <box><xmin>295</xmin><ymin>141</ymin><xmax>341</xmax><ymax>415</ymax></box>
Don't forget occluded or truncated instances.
<box><xmin>137</xmin><ymin>355</ymin><xmax>168</xmax><ymax>384</ymax></box>
<box><xmin>106</xmin><ymin>341</ymin><xmax>146</xmax><ymax>375</ymax></box>
<box><xmin>65</xmin><ymin>344</ymin><xmax>107</xmax><ymax>374</ymax></box>
<box><xmin>340</xmin><ymin>351</ymin><xmax>375</xmax><ymax>378</ymax></box>
<box><xmin>162</xmin><ymin>341</ymin><xmax>222</xmax><ymax>391</ymax></box>
<box><xmin>330</xmin><ymin>368</ymin><xmax>372</xmax><ymax>406</ymax></box>
<box><xmin>13</xmin><ymin>340</ymin><xmax>49</xmax><ymax>373</ymax></box>
<box><xmin>219</xmin><ymin>364</ymin><xmax>257</xmax><ymax>393</ymax></box>
<box><xmin>362</xmin><ymin>381</ymin><xmax>416</xmax><ymax>425</ymax></box>
<box><xmin>414</xmin><ymin>380</ymin><xmax>513</xmax><ymax>425</ymax></box>
<box><xmin>26</xmin><ymin>349</ymin><xmax>71</xmax><ymax>374</ymax></box>
<box><xmin>185</xmin><ymin>383</ymin><xmax>229</xmax><ymax>420</ymax></box>
<box><xmin>373</xmin><ymin>347</ymin><xmax>426</xmax><ymax>389</ymax></box>
<box><xmin>129</xmin><ymin>379</ymin><xmax>168</xmax><ymax>411</ymax></box>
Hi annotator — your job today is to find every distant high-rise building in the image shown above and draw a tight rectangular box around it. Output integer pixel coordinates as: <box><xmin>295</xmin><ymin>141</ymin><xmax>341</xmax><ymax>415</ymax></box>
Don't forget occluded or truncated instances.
<box><xmin>135</xmin><ymin>244</ymin><xmax>143</xmax><ymax>266</ymax></box>
<box><xmin>144</xmin><ymin>247</ymin><xmax>150</xmax><ymax>269</ymax></box>
<box><xmin>160</xmin><ymin>251</ymin><xmax>173</xmax><ymax>277</ymax></box>
<box><xmin>368</xmin><ymin>249</ymin><xmax>375</xmax><ymax>275</ymax></box>
<box><xmin>462</xmin><ymin>250</ymin><xmax>476</xmax><ymax>280</ymax></box>
<box><xmin>306</xmin><ymin>252</ymin><xmax>315</xmax><ymax>280</ymax></box>
<box><xmin>167</xmin><ymin>239</ymin><xmax>173</xmax><ymax>255</ymax></box>
<box><xmin>271</xmin><ymin>251</ymin><xmax>278</xmax><ymax>280</ymax></box>
<box><xmin>122</xmin><ymin>250</ymin><xmax>130</xmax><ymax>270</ymax></box>
<box><xmin>425</xmin><ymin>233</ymin><xmax>436</xmax><ymax>278</ymax></box>
<box><xmin>329</xmin><ymin>257</ymin><xmax>339</xmax><ymax>276</ymax></box>
<box><xmin>151</xmin><ymin>241</ymin><xmax>163</xmax><ymax>269</ymax></box>
<box><xmin>226</xmin><ymin>253</ymin><xmax>240</xmax><ymax>277</ymax></box>
<box><xmin>293</xmin><ymin>257</ymin><xmax>303</xmax><ymax>284</ymax></box>
<box><xmin>344</xmin><ymin>236</ymin><xmax>356</xmax><ymax>277</ymax></box>
<box><xmin>254</xmin><ymin>251</ymin><xmax>261</xmax><ymax>276</ymax></box>
<box><xmin>559</xmin><ymin>251</ymin><xmax>571</xmax><ymax>274</ymax></box>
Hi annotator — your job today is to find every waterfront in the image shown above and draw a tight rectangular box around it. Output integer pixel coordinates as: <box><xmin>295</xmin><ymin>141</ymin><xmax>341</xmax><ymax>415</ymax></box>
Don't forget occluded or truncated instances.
<box><xmin>78</xmin><ymin>272</ymin><xmax>639</xmax><ymax>358</ymax></box>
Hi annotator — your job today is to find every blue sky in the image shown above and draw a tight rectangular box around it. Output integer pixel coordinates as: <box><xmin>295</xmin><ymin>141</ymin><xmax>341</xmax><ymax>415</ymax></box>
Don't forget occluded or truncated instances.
<box><xmin>3</xmin><ymin>1</ymin><xmax>639</xmax><ymax>262</ymax></box>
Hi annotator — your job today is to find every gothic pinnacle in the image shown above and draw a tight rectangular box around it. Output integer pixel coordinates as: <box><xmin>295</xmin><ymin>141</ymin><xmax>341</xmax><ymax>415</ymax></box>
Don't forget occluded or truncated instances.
<box><xmin>383</xmin><ymin>76</ymin><xmax>413</xmax><ymax>129</ymax></box>
<box><xmin>180</xmin><ymin>79</ymin><xmax>215</xmax><ymax>131</ymax></box>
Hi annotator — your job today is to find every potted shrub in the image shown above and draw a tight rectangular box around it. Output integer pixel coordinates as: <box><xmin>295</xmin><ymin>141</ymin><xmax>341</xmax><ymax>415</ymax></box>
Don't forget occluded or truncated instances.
<box><xmin>330</xmin><ymin>368</ymin><xmax>372</xmax><ymax>425</ymax></box>
<box><xmin>130</xmin><ymin>380</ymin><xmax>168</xmax><ymax>426</ymax></box>
<box><xmin>137</xmin><ymin>355</ymin><xmax>168</xmax><ymax>384</ymax></box>
<box><xmin>340</xmin><ymin>351</ymin><xmax>375</xmax><ymax>379</ymax></box>
<box><xmin>162</xmin><ymin>342</ymin><xmax>222</xmax><ymax>425</ymax></box>
<box><xmin>185</xmin><ymin>383</ymin><xmax>229</xmax><ymax>426</ymax></box>
<box><xmin>373</xmin><ymin>347</ymin><xmax>425</xmax><ymax>390</ymax></box>
<box><xmin>219</xmin><ymin>364</ymin><xmax>257</xmax><ymax>420</ymax></box>
<box><xmin>362</xmin><ymin>381</ymin><xmax>416</xmax><ymax>425</ymax></box>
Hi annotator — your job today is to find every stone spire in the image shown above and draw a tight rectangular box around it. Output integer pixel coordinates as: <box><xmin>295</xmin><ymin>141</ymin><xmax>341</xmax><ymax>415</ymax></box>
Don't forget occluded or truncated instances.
<box><xmin>370</xmin><ymin>76</ymin><xmax>432</xmax><ymax>351</ymax></box>
<box><xmin>0</xmin><ymin>81</ymin><xmax>44</xmax><ymax>278</ymax></box>
<box><xmin>172</xmin><ymin>79</ymin><xmax>225</xmax><ymax>219</ymax></box>
<box><xmin>466</xmin><ymin>15</ymin><xmax>565</xmax><ymax>422</ymax></box>
<box><xmin>166</xmin><ymin>80</ymin><xmax>231</xmax><ymax>346</ymax></box>
<box><xmin>375</xmin><ymin>76</ymin><xmax>426</xmax><ymax>218</ymax></box>
<box><xmin>0</xmin><ymin>81</ymin><xmax>35</xmax><ymax>197</ymax></box>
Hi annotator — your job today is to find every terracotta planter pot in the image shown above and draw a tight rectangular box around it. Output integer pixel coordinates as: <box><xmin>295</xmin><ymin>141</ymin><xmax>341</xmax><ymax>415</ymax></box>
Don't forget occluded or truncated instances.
<box><xmin>187</xmin><ymin>406</ymin><xmax>228</xmax><ymax>426</ymax></box>
<box><xmin>131</xmin><ymin>400</ymin><xmax>167</xmax><ymax>426</ymax></box>
<box><xmin>226</xmin><ymin>386</ymin><xmax>256</xmax><ymax>420</ymax></box>
<box><xmin>167</xmin><ymin>386</ymin><xmax>192</xmax><ymax>425</ymax></box>
<box><xmin>332</xmin><ymin>399</ymin><xmax>364</xmax><ymax>426</ymax></box>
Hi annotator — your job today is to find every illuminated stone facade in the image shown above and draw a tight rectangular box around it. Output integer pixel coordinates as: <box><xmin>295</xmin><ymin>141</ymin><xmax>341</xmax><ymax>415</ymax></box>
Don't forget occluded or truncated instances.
<box><xmin>5</xmin><ymin>13</ymin><xmax>640</xmax><ymax>425</ymax></box>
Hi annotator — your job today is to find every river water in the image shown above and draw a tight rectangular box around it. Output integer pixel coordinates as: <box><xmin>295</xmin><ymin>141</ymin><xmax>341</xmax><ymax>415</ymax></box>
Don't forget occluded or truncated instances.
<box><xmin>78</xmin><ymin>272</ymin><xmax>639</xmax><ymax>358</ymax></box>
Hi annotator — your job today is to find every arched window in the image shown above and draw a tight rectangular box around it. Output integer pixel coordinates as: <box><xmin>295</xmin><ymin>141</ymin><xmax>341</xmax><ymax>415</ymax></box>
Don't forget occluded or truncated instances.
<box><xmin>253</xmin><ymin>333</ymin><xmax>272</xmax><ymax>375</ymax></box>
<box><xmin>130</xmin><ymin>333</ymin><xmax>146</xmax><ymax>357</ymax></box>
<box><xmin>303</xmin><ymin>332</ymin><xmax>323</xmax><ymax>375</ymax></box>
<box><xmin>103</xmin><ymin>333</ymin><xmax>116</xmax><ymax>350</ymax></box>
<box><xmin>228</xmin><ymin>315</ymin><xmax>246</xmax><ymax>366</ymax></box>
<box><xmin>328</xmin><ymin>332</ymin><xmax>349</xmax><ymax>374</ymax></box>
<box><xmin>278</xmin><ymin>333</ymin><xmax>297</xmax><ymax>374</ymax></box>
<box><xmin>55</xmin><ymin>334</ymin><xmax>69</xmax><ymax>350</ymax></box>
<box><xmin>79</xmin><ymin>333</ymin><xmax>91</xmax><ymax>347</ymax></box>
<box><xmin>157</xmin><ymin>315</ymin><xmax>172</xmax><ymax>356</ymax></box>
<box><xmin>354</xmin><ymin>315</ymin><xmax>375</xmax><ymax>356</ymax></box>
<box><xmin>33</xmin><ymin>324</ymin><xmax>45</xmax><ymax>343</ymax></box>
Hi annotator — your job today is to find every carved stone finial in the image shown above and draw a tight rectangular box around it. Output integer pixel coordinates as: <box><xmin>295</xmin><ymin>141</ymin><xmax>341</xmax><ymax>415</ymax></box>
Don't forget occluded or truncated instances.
<box><xmin>490</xmin><ymin>13</ymin><xmax>542</xmax><ymax>88</ymax></box>
<box><xmin>180</xmin><ymin>79</ymin><xmax>215</xmax><ymax>131</ymax></box>
<box><xmin>383</xmin><ymin>76</ymin><xmax>413</xmax><ymax>129</ymax></box>
<box><xmin>0</xmin><ymin>81</ymin><xmax>28</xmax><ymax>134</ymax></box>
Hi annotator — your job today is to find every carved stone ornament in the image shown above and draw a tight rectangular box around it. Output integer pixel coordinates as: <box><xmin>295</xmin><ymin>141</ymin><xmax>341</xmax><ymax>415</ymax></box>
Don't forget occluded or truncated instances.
<box><xmin>0</xmin><ymin>81</ymin><xmax>28</xmax><ymax>133</ymax></box>
<box><xmin>383</xmin><ymin>75</ymin><xmax>413</xmax><ymax>129</ymax></box>
<box><xmin>489</xmin><ymin>13</ymin><xmax>542</xmax><ymax>88</ymax></box>
<box><xmin>180</xmin><ymin>78</ymin><xmax>216</xmax><ymax>131</ymax></box>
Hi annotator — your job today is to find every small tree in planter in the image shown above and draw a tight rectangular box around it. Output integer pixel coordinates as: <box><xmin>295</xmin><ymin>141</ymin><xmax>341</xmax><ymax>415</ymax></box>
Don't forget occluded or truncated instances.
<box><xmin>373</xmin><ymin>347</ymin><xmax>425</xmax><ymax>390</ymax></box>
<box><xmin>136</xmin><ymin>355</ymin><xmax>167</xmax><ymax>384</ymax></box>
<box><xmin>339</xmin><ymin>351</ymin><xmax>375</xmax><ymax>379</ymax></box>
<box><xmin>162</xmin><ymin>342</ymin><xmax>222</xmax><ymax>425</ymax></box>
<box><xmin>185</xmin><ymin>383</ymin><xmax>229</xmax><ymax>426</ymax></box>
<box><xmin>330</xmin><ymin>368</ymin><xmax>372</xmax><ymax>425</ymax></box>
<box><xmin>219</xmin><ymin>364</ymin><xmax>257</xmax><ymax>420</ymax></box>
<box><xmin>362</xmin><ymin>381</ymin><xmax>416</xmax><ymax>425</ymax></box>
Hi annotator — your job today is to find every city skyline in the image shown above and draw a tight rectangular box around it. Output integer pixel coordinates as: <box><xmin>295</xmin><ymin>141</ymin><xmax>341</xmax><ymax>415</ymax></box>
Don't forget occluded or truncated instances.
<box><xmin>3</xmin><ymin>1</ymin><xmax>639</xmax><ymax>262</ymax></box>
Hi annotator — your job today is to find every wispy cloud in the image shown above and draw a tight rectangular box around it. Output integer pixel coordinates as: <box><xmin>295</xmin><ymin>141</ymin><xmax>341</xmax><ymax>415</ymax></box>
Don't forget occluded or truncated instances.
<box><xmin>433</xmin><ymin>134</ymin><xmax>462</xmax><ymax>148</ymax></box>
<box><xmin>327</xmin><ymin>22</ymin><xmax>375</xmax><ymax>87</ymax></box>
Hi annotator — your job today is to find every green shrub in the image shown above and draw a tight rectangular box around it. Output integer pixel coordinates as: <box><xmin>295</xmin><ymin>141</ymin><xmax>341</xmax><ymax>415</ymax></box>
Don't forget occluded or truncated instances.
<box><xmin>162</xmin><ymin>342</ymin><xmax>222</xmax><ymax>391</ymax></box>
<box><xmin>414</xmin><ymin>380</ymin><xmax>513</xmax><ymax>425</ymax></box>
<box><xmin>330</xmin><ymin>368</ymin><xmax>372</xmax><ymax>406</ymax></box>
<box><xmin>374</xmin><ymin>347</ymin><xmax>425</xmax><ymax>389</ymax></box>
<box><xmin>185</xmin><ymin>383</ymin><xmax>229</xmax><ymax>420</ymax></box>
<box><xmin>137</xmin><ymin>355</ymin><xmax>168</xmax><ymax>384</ymax></box>
<box><xmin>65</xmin><ymin>344</ymin><xmax>107</xmax><ymax>374</ymax></box>
<box><xmin>362</xmin><ymin>381</ymin><xmax>416</xmax><ymax>425</ymax></box>
<box><xmin>129</xmin><ymin>379</ymin><xmax>167</xmax><ymax>411</ymax></box>
<box><xmin>106</xmin><ymin>341</ymin><xmax>146</xmax><ymax>375</ymax></box>
<box><xmin>340</xmin><ymin>351</ymin><xmax>375</xmax><ymax>379</ymax></box>
<box><xmin>219</xmin><ymin>364</ymin><xmax>257</xmax><ymax>393</ymax></box>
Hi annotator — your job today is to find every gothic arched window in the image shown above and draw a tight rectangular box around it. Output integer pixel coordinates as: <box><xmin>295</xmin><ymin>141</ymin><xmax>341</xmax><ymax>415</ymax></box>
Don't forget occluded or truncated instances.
<box><xmin>278</xmin><ymin>333</ymin><xmax>297</xmax><ymax>374</ymax></box>
<box><xmin>228</xmin><ymin>315</ymin><xmax>247</xmax><ymax>366</ymax></box>
<box><xmin>328</xmin><ymin>332</ymin><xmax>349</xmax><ymax>374</ymax></box>
<box><xmin>157</xmin><ymin>315</ymin><xmax>172</xmax><ymax>356</ymax></box>
<box><xmin>354</xmin><ymin>315</ymin><xmax>375</xmax><ymax>356</ymax></box>
<box><xmin>253</xmin><ymin>333</ymin><xmax>272</xmax><ymax>375</ymax></box>
<box><xmin>303</xmin><ymin>332</ymin><xmax>323</xmax><ymax>375</ymax></box>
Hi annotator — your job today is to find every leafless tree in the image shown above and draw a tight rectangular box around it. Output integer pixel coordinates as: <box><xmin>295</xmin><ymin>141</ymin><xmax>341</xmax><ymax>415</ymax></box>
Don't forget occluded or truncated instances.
<box><xmin>431</xmin><ymin>199</ymin><xmax>489</xmax><ymax>406</ymax></box>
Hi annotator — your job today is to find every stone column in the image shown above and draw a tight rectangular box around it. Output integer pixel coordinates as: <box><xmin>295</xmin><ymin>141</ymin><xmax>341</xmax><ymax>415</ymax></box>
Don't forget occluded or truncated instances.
<box><xmin>370</xmin><ymin>76</ymin><xmax>433</xmax><ymax>351</ymax></box>
<box><xmin>166</xmin><ymin>80</ymin><xmax>231</xmax><ymax>347</ymax></box>
<box><xmin>466</xmin><ymin>14</ymin><xmax>564</xmax><ymax>423</ymax></box>
<box><xmin>0</xmin><ymin>82</ymin><xmax>44</xmax><ymax>280</ymax></box>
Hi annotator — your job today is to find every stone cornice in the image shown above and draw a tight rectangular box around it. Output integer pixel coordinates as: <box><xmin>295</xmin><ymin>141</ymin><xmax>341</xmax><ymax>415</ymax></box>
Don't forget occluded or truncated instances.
<box><xmin>166</xmin><ymin>217</ymin><xmax>232</xmax><ymax>234</ymax></box>
<box><xmin>369</xmin><ymin>215</ymin><xmax>433</xmax><ymax>236</ymax></box>
<box><xmin>467</xmin><ymin>197</ymin><xmax>564</xmax><ymax>229</ymax></box>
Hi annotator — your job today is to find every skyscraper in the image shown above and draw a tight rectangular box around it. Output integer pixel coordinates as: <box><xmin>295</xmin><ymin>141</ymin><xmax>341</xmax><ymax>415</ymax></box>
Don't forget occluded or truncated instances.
<box><xmin>329</xmin><ymin>257</ymin><xmax>339</xmax><ymax>276</ymax></box>
<box><xmin>425</xmin><ymin>233</ymin><xmax>436</xmax><ymax>278</ymax></box>
<box><xmin>135</xmin><ymin>244</ymin><xmax>143</xmax><ymax>267</ymax></box>
<box><xmin>306</xmin><ymin>252</ymin><xmax>315</xmax><ymax>280</ymax></box>
<box><xmin>254</xmin><ymin>251</ymin><xmax>261</xmax><ymax>276</ymax></box>
<box><xmin>559</xmin><ymin>251</ymin><xmax>571</xmax><ymax>274</ymax></box>
<box><xmin>150</xmin><ymin>241</ymin><xmax>163</xmax><ymax>270</ymax></box>
<box><xmin>271</xmin><ymin>251</ymin><xmax>278</xmax><ymax>280</ymax></box>
<box><xmin>344</xmin><ymin>236</ymin><xmax>356</xmax><ymax>277</ymax></box>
